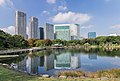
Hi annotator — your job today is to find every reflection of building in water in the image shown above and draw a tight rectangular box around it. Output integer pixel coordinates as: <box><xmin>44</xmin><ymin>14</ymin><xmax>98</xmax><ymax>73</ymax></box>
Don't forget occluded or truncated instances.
<box><xmin>25</xmin><ymin>56</ymin><xmax>40</xmax><ymax>74</ymax></box>
<box><xmin>31</xmin><ymin>57</ymin><xmax>40</xmax><ymax>74</ymax></box>
<box><xmin>71</xmin><ymin>55</ymin><xmax>80</xmax><ymax>69</ymax></box>
<box><xmin>17</xmin><ymin>54</ymin><xmax>55</xmax><ymax>74</ymax></box>
<box><xmin>54</xmin><ymin>53</ymin><xmax>80</xmax><ymax>69</ymax></box>
<box><xmin>17</xmin><ymin>55</ymin><xmax>41</xmax><ymax>74</ymax></box>
<box><xmin>26</xmin><ymin>56</ymin><xmax>32</xmax><ymax>73</ymax></box>
<box><xmin>44</xmin><ymin>54</ymin><xmax>54</xmax><ymax>71</ymax></box>
<box><xmin>17</xmin><ymin>56</ymin><xmax>27</xmax><ymax>71</ymax></box>
<box><xmin>89</xmin><ymin>54</ymin><xmax>97</xmax><ymax>60</ymax></box>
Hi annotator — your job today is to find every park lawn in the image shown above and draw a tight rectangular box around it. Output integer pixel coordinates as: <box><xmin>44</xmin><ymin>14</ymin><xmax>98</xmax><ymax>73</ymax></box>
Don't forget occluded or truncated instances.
<box><xmin>0</xmin><ymin>66</ymin><xmax>120</xmax><ymax>81</ymax></box>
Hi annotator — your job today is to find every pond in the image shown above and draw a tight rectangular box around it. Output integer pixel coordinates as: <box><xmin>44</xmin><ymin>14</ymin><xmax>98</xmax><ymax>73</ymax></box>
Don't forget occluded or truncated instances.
<box><xmin>1</xmin><ymin>48</ymin><xmax>120</xmax><ymax>75</ymax></box>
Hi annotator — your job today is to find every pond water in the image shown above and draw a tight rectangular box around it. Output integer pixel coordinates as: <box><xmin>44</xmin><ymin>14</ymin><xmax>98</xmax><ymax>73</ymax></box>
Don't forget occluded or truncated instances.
<box><xmin>1</xmin><ymin>48</ymin><xmax>120</xmax><ymax>75</ymax></box>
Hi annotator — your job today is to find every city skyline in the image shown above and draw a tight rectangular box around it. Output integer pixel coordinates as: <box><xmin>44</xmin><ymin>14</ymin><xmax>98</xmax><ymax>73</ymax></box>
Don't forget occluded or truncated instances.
<box><xmin>0</xmin><ymin>0</ymin><xmax>120</xmax><ymax>37</ymax></box>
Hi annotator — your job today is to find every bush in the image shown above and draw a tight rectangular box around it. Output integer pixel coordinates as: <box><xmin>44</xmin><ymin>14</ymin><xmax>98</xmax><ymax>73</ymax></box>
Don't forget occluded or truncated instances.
<box><xmin>57</xmin><ymin>70</ymin><xmax>84</xmax><ymax>77</ymax></box>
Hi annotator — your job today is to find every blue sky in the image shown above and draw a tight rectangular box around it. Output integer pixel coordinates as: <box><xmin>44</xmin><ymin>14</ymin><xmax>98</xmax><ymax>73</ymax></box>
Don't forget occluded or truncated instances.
<box><xmin>0</xmin><ymin>0</ymin><xmax>120</xmax><ymax>37</ymax></box>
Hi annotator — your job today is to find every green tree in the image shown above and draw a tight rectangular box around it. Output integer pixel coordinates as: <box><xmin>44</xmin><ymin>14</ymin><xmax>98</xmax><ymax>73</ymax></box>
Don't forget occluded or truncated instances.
<box><xmin>44</xmin><ymin>39</ymin><xmax>52</xmax><ymax>46</ymax></box>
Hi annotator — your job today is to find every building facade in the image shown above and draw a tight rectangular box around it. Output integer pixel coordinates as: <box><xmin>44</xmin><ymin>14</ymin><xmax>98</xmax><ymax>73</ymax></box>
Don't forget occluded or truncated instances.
<box><xmin>44</xmin><ymin>23</ymin><xmax>54</xmax><ymax>40</ymax></box>
<box><xmin>39</xmin><ymin>27</ymin><xmax>44</xmax><ymax>39</ymax></box>
<box><xmin>88</xmin><ymin>32</ymin><xmax>96</xmax><ymax>38</ymax></box>
<box><xmin>54</xmin><ymin>24</ymin><xmax>80</xmax><ymax>40</ymax></box>
<box><xmin>29</xmin><ymin>17</ymin><xmax>38</xmax><ymax>39</ymax></box>
<box><xmin>15</xmin><ymin>11</ymin><xmax>26</xmax><ymax>39</ymax></box>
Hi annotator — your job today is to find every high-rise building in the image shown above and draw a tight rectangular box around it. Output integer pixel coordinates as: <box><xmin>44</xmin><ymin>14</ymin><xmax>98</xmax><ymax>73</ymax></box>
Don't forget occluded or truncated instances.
<box><xmin>39</xmin><ymin>27</ymin><xmax>44</xmax><ymax>39</ymax></box>
<box><xmin>54</xmin><ymin>24</ymin><xmax>70</xmax><ymax>41</ymax></box>
<box><xmin>15</xmin><ymin>11</ymin><xmax>26</xmax><ymax>39</ymax></box>
<box><xmin>88</xmin><ymin>32</ymin><xmax>96</xmax><ymax>38</ymax></box>
<box><xmin>54</xmin><ymin>24</ymin><xmax>80</xmax><ymax>40</ymax></box>
<box><xmin>29</xmin><ymin>17</ymin><xmax>38</xmax><ymax>39</ymax></box>
<box><xmin>44</xmin><ymin>23</ymin><xmax>54</xmax><ymax>40</ymax></box>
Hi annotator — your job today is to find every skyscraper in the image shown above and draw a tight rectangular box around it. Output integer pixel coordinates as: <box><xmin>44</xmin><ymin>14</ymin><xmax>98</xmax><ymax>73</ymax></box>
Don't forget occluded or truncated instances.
<box><xmin>15</xmin><ymin>11</ymin><xmax>26</xmax><ymax>39</ymax></box>
<box><xmin>54</xmin><ymin>24</ymin><xmax>80</xmax><ymax>40</ymax></box>
<box><xmin>54</xmin><ymin>24</ymin><xmax>71</xmax><ymax>41</ymax></box>
<box><xmin>44</xmin><ymin>23</ymin><xmax>54</xmax><ymax>40</ymax></box>
<box><xmin>29</xmin><ymin>17</ymin><xmax>38</xmax><ymax>39</ymax></box>
<box><xmin>88</xmin><ymin>32</ymin><xmax>96</xmax><ymax>38</ymax></box>
<box><xmin>39</xmin><ymin>27</ymin><xmax>44</xmax><ymax>39</ymax></box>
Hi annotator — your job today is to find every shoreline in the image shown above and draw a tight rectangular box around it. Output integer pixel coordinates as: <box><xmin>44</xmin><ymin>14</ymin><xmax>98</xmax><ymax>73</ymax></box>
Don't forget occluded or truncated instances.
<box><xmin>0</xmin><ymin>65</ymin><xmax>120</xmax><ymax>81</ymax></box>
<box><xmin>0</xmin><ymin>62</ymin><xmax>120</xmax><ymax>78</ymax></box>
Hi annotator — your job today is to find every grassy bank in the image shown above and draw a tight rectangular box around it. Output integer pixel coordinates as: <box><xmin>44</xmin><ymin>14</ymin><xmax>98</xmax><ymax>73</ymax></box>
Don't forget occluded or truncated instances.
<box><xmin>0</xmin><ymin>66</ymin><xmax>120</xmax><ymax>81</ymax></box>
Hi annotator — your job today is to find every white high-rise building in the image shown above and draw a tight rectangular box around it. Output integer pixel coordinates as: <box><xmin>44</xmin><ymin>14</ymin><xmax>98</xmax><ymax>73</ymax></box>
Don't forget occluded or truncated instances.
<box><xmin>15</xmin><ymin>11</ymin><xmax>26</xmax><ymax>39</ymax></box>
<box><xmin>54</xmin><ymin>24</ymin><xmax>80</xmax><ymax>40</ymax></box>
<box><xmin>29</xmin><ymin>17</ymin><xmax>38</xmax><ymax>39</ymax></box>
<box><xmin>44</xmin><ymin>23</ymin><xmax>54</xmax><ymax>40</ymax></box>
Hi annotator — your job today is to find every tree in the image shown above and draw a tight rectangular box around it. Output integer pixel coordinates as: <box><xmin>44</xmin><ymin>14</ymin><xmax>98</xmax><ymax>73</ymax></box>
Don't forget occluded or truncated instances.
<box><xmin>44</xmin><ymin>39</ymin><xmax>52</xmax><ymax>46</ymax></box>
<box><xmin>34</xmin><ymin>40</ymin><xmax>44</xmax><ymax>47</ymax></box>
<box><xmin>52</xmin><ymin>39</ymin><xmax>63</xmax><ymax>44</ymax></box>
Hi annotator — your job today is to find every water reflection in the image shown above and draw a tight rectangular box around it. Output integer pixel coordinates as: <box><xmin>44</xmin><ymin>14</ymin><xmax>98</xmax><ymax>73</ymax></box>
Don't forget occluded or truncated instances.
<box><xmin>16</xmin><ymin>52</ymin><xmax>80</xmax><ymax>75</ymax></box>
<box><xmin>89</xmin><ymin>54</ymin><xmax>97</xmax><ymax>60</ymax></box>
<box><xmin>6</xmin><ymin>48</ymin><xmax>120</xmax><ymax>75</ymax></box>
<box><xmin>54</xmin><ymin>53</ymin><xmax>80</xmax><ymax>69</ymax></box>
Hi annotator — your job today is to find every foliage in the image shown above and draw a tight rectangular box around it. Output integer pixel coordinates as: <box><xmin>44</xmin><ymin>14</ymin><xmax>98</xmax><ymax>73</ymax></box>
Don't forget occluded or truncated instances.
<box><xmin>0</xmin><ymin>30</ymin><xmax>28</xmax><ymax>50</ymax></box>
<box><xmin>44</xmin><ymin>39</ymin><xmax>52</xmax><ymax>46</ymax></box>
<box><xmin>87</xmin><ymin>69</ymin><xmax>120</xmax><ymax>78</ymax></box>
<box><xmin>27</xmin><ymin>38</ymin><xmax>39</xmax><ymax>47</ymax></box>
<box><xmin>58</xmin><ymin>70</ymin><xmax>84</xmax><ymax>77</ymax></box>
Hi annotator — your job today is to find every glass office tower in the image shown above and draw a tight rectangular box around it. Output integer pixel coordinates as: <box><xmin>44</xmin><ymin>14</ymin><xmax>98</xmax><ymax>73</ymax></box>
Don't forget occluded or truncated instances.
<box><xmin>54</xmin><ymin>24</ymin><xmax>80</xmax><ymax>40</ymax></box>
<box><xmin>88</xmin><ymin>32</ymin><xmax>96</xmax><ymax>38</ymax></box>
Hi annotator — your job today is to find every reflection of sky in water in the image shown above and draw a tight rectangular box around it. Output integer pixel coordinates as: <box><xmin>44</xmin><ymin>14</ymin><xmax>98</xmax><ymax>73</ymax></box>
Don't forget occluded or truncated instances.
<box><xmin>11</xmin><ymin>49</ymin><xmax>120</xmax><ymax>75</ymax></box>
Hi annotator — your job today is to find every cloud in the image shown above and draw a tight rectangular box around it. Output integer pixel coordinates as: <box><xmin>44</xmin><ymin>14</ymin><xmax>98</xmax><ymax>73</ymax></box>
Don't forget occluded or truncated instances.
<box><xmin>0</xmin><ymin>26</ymin><xmax>30</xmax><ymax>36</ymax></box>
<box><xmin>0</xmin><ymin>0</ymin><xmax>15</xmax><ymax>9</ymax></box>
<box><xmin>46</xmin><ymin>0</ymin><xmax>56</xmax><ymax>4</ymax></box>
<box><xmin>81</xmin><ymin>25</ymin><xmax>94</xmax><ymax>29</ymax></box>
<box><xmin>42</xmin><ymin>10</ymin><xmax>50</xmax><ymax>15</ymax></box>
<box><xmin>111</xmin><ymin>24</ymin><xmax>120</xmax><ymax>29</ymax></box>
<box><xmin>58</xmin><ymin>5</ymin><xmax>67</xmax><ymax>11</ymax></box>
<box><xmin>0</xmin><ymin>26</ymin><xmax>15</xmax><ymax>35</ymax></box>
<box><xmin>52</xmin><ymin>11</ymin><xmax>92</xmax><ymax>24</ymax></box>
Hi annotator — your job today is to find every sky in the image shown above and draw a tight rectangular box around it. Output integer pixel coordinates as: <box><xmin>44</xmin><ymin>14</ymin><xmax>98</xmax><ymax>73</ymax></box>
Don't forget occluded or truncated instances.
<box><xmin>0</xmin><ymin>0</ymin><xmax>120</xmax><ymax>37</ymax></box>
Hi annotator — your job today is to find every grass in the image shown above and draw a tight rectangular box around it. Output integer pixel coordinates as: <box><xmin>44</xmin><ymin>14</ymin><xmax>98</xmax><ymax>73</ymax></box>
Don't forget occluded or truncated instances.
<box><xmin>57</xmin><ymin>70</ymin><xmax>84</xmax><ymax>77</ymax></box>
<box><xmin>87</xmin><ymin>69</ymin><xmax>120</xmax><ymax>78</ymax></box>
<box><xmin>0</xmin><ymin>66</ymin><xmax>120</xmax><ymax>81</ymax></box>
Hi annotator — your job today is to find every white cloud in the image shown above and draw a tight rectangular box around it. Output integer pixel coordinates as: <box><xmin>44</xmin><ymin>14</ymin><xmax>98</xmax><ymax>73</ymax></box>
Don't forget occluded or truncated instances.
<box><xmin>58</xmin><ymin>5</ymin><xmax>67</xmax><ymax>11</ymax></box>
<box><xmin>0</xmin><ymin>0</ymin><xmax>4</xmax><ymax>6</ymax></box>
<box><xmin>111</xmin><ymin>24</ymin><xmax>120</xmax><ymax>29</ymax></box>
<box><xmin>81</xmin><ymin>25</ymin><xmax>94</xmax><ymax>29</ymax></box>
<box><xmin>52</xmin><ymin>11</ymin><xmax>92</xmax><ymax>24</ymax></box>
<box><xmin>46</xmin><ymin>0</ymin><xmax>56</xmax><ymax>4</ymax></box>
<box><xmin>42</xmin><ymin>10</ymin><xmax>50</xmax><ymax>15</ymax></box>
<box><xmin>0</xmin><ymin>26</ymin><xmax>29</xmax><ymax>36</ymax></box>
<box><xmin>0</xmin><ymin>0</ymin><xmax>14</xmax><ymax>9</ymax></box>
<box><xmin>0</xmin><ymin>26</ymin><xmax>15</xmax><ymax>35</ymax></box>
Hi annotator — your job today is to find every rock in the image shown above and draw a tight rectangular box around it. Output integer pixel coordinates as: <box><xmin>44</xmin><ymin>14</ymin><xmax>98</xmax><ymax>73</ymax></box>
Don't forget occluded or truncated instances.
<box><xmin>100</xmin><ymin>77</ymin><xmax>108</xmax><ymax>80</ymax></box>
<box><xmin>80</xmin><ymin>76</ymin><xmax>86</xmax><ymax>78</ymax></box>
<box><xmin>2</xmin><ymin>63</ymin><xmax>9</xmax><ymax>67</ymax></box>
<box><xmin>42</xmin><ymin>74</ymin><xmax>50</xmax><ymax>78</ymax></box>
<box><xmin>59</xmin><ymin>76</ymin><xmax>67</xmax><ymax>78</ymax></box>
